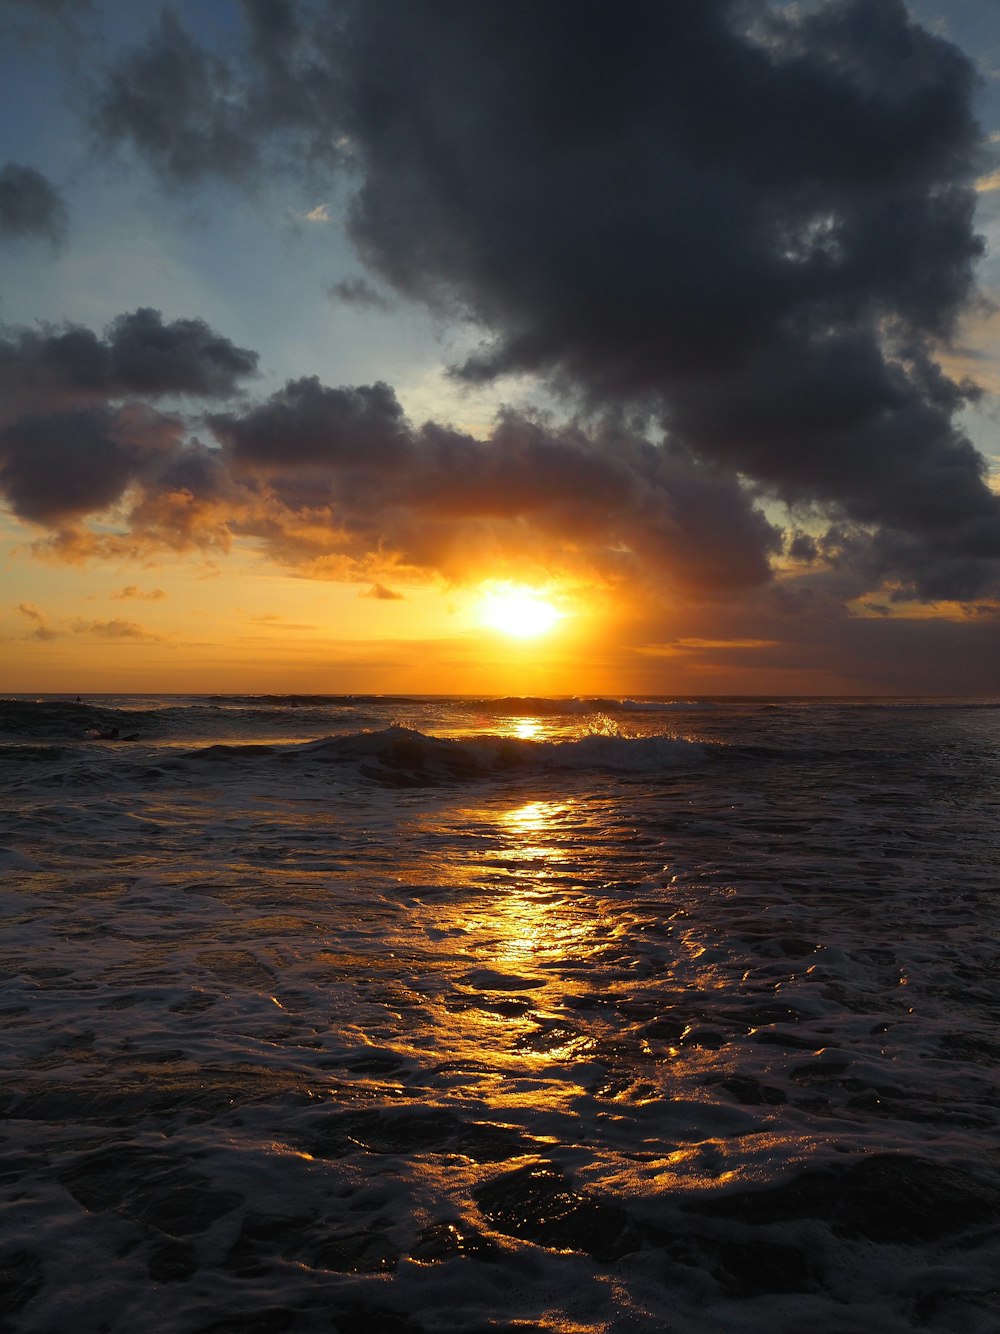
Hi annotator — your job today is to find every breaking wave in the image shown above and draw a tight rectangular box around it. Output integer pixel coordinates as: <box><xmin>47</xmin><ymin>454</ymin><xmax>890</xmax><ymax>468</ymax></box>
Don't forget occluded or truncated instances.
<box><xmin>174</xmin><ymin>725</ymin><xmax>707</xmax><ymax>782</ymax></box>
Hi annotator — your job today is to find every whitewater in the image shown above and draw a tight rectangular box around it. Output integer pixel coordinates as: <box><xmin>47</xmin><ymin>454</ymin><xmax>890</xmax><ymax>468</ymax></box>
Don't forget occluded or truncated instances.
<box><xmin>1</xmin><ymin>694</ymin><xmax>998</xmax><ymax>1333</ymax></box>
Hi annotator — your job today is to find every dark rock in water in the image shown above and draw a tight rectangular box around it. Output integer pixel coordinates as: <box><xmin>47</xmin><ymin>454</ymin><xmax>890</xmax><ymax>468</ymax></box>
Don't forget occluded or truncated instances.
<box><xmin>0</xmin><ymin>1249</ymin><xmax>43</xmax><ymax>1320</ymax></box>
<box><xmin>60</xmin><ymin>1145</ymin><xmax>243</xmax><ymax>1237</ymax></box>
<box><xmin>686</xmin><ymin>1153</ymin><xmax>1000</xmax><ymax>1244</ymax></box>
<box><xmin>474</xmin><ymin>1162</ymin><xmax>643</xmax><ymax>1261</ymax></box>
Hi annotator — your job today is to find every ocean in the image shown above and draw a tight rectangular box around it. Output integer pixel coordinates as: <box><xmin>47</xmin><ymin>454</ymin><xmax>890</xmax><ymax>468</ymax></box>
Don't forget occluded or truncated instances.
<box><xmin>1</xmin><ymin>694</ymin><xmax>998</xmax><ymax>1333</ymax></box>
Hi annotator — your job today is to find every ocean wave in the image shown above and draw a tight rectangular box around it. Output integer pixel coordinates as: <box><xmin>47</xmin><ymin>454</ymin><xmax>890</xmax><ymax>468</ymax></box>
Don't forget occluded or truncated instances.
<box><xmin>0</xmin><ymin>697</ymin><xmax>377</xmax><ymax>742</ymax></box>
<box><xmin>173</xmin><ymin>725</ymin><xmax>707</xmax><ymax>782</ymax></box>
<box><xmin>0</xmin><ymin>698</ymin><xmax>155</xmax><ymax>740</ymax></box>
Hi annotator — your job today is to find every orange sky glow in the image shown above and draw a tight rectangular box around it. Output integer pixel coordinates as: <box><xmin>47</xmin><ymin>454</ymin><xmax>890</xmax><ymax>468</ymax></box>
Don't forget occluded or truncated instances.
<box><xmin>2</xmin><ymin>1</ymin><xmax>1000</xmax><ymax>698</ymax></box>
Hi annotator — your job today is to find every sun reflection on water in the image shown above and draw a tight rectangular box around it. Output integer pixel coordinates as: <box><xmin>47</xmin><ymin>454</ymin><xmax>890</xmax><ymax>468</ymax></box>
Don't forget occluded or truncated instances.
<box><xmin>495</xmin><ymin>798</ymin><xmax>572</xmax><ymax>870</ymax></box>
<box><xmin>509</xmin><ymin>717</ymin><xmax>544</xmax><ymax>741</ymax></box>
<box><xmin>500</xmin><ymin>797</ymin><xmax>566</xmax><ymax>837</ymax></box>
<box><xmin>488</xmin><ymin>799</ymin><xmax>591</xmax><ymax>967</ymax></box>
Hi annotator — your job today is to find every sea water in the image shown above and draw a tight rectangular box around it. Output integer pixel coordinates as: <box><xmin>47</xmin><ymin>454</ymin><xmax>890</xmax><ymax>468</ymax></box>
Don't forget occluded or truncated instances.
<box><xmin>0</xmin><ymin>695</ymin><xmax>998</xmax><ymax>1333</ymax></box>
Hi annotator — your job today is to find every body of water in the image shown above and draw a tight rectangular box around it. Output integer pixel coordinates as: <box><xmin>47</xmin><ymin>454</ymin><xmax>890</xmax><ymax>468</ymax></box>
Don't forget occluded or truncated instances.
<box><xmin>1</xmin><ymin>695</ymin><xmax>998</xmax><ymax>1332</ymax></box>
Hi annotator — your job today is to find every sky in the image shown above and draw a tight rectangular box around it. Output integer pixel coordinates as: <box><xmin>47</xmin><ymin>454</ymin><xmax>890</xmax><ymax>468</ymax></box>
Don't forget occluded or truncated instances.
<box><xmin>2</xmin><ymin>0</ymin><xmax>1000</xmax><ymax>696</ymax></box>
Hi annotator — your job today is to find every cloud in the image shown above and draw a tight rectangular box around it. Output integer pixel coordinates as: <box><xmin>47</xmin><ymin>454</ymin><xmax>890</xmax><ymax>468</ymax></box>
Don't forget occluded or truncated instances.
<box><xmin>0</xmin><ymin>308</ymin><xmax>258</xmax><ymax>420</ymax></box>
<box><xmin>326</xmin><ymin>0</ymin><xmax>998</xmax><ymax>599</ymax></box>
<box><xmin>244</xmin><ymin>612</ymin><xmax>316</xmax><ymax>630</ymax></box>
<box><xmin>14</xmin><ymin>598</ymin><xmax>157</xmax><ymax>642</ymax></box>
<box><xmin>68</xmin><ymin>617</ymin><xmax>159</xmax><ymax>641</ymax></box>
<box><xmin>90</xmin><ymin>3</ymin><xmax>348</xmax><ymax>187</ymax></box>
<box><xmin>0</xmin><ymin>310</ymin><xmax>258</xmax><ymax>525</ymax></box>
<box><xmin>104</xmin><ymin>307</ymin><xmax>259</xmax><ymax>397</ymax></box>
<box><xmin>0</xmin><ymin>305</ymin><xmax>781</xmax><ymax>593</ymax></box>
<box><xmin>15</xmin><ymin>601</ymin><xmax>59</xmax><ymax>640</ymax></box>
<box><xmin>90</xmin><ymin>8</ymin><xmax>259</xmax><ymax>186</ymax></box>
<box><xmin>362</xmin><ymin>583</ymin><xmax>404</xmax><ymax>600</ymax></box>
<box><xmin>0</xmin><ymin>407</ymin><xmax>155</xmax><ymax>524</ymax></box>
<box><xmin>327</xmin><ymin>277</ymin><xmax>394</xmax><ymax>311</ymax></box>
<box><xmin>0</xmin><ymin>0</ymin><xmax>95</xmax><ymax>71</ymax></box>
<box><xmin>209</xmin><ymin>378</ymin><xmax>781</xmax><ymax>592</ymax></box>
<box><xmin>0</xmin><ymin>162</ymin><xmax>68</xmax><ymax>246</ymax></box>
<box><xmin>79</xmin><ymin>1</ymin><xmax>1000</xmax><ymax>604</ymax></box>
<box><xmin>211</xmin><ymin>376</ymin><xmax>409</xmax><ymax>469</ymax></box>
<box><xmin>24</xmin><ymin>3</ymin><xmax>1000</xmax><ymax>606</ymax></box>
<box><xmin>111</xmin><ymin>585</ymin><xmax>166</xmax><ymax>600</ymax></box>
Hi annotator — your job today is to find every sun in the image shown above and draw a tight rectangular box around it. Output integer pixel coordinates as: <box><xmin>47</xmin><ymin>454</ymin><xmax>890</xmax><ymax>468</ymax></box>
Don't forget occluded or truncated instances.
<box><xmin>480</xmin><ymin>585</ymin><xmax>563</xmax><ymax>638</ymax></box>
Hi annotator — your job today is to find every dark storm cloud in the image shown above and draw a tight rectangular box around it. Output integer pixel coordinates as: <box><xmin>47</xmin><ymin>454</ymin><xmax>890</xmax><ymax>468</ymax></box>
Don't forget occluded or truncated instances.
<box><xmin>211</xmin><ymin>377</ymin><xmax>408</xmax><ymax>469</ymax></box>
<box><xmin>43</xmin><ymin>2</ymin><xmax>1000</xmax><ymax>602</ymax></box>
<box><xmin>2</xmin><ymin>408</ymin><xmax>136</xmax><ymax>523</ymax></box>
<box><xmin>326</xmin><ymin>0</ymin><xmax>1000</xmax><ymax>596</ymax></box>
<box><xmin>0</xmin><ymin>309</ymin><xmax>256</xmax><ymax>527</ymax></box>
<box><xmin>0</xmin><ymin>308</ymin><xmax>258</xmax><ymax>417</ymax></box>
<box><xmin>211</xmin><ymin>377</ymin><xmax>781</xmax><ymax>591</ymax></box>
<box><xmin>0</xmin><ymin>301</ymin><xmax>779</xmax><ymax>590</ymax></box>
<box><xmin>0</xmin><ymin>406</ymin><xmax>178</xmax><ymax>524</ymax></box>
<box><xmin>105</xmin><ymin>308</ymin><xmax>259</xmax><ymax>397</ymax></box>
<box><xmin>91</xmin><ymin>1</ymin><xmax>347</xmax><ymax>187</ymax></box>
<box><xmin>91</xmin><ymin>8</ymin><xmax>258</xmax><ymax>186</ymax></box>
<box><xmin>0</xmin><ymin>163</ymin><xmax>68</xmax><ymax>245</ymax></box>
<box><xmin>0</xmin><ymin>0</ymin><xmax>92</xmax><ymax>43</ymax></box>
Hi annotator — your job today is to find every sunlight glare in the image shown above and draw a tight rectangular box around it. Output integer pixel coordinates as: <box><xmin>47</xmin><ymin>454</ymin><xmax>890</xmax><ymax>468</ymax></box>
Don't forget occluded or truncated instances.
<box><xmin>480</xmin><ymin>586</ymin><xmax>563</xmax><ymax>638</ymax></box>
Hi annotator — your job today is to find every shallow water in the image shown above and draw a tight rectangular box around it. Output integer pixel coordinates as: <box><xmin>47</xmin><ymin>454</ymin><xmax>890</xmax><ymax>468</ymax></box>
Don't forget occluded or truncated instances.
<box><xmin>1</xmin><ymin>696</ymin><xmax>999</xmax><ymax>1332</ymax></box>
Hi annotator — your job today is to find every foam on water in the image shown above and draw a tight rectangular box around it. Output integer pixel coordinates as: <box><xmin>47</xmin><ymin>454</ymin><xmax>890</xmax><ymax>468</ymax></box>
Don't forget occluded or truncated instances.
<box><xmin>0</xmin><ymin>695</ymin><xmax>998</xmax><ymax>1332</ymax></box>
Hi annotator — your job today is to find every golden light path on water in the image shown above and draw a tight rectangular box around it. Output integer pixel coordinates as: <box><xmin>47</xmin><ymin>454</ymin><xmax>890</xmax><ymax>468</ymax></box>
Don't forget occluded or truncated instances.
<box><xmin>355</xmin><ymin>781</ymin><xmax>775</xmax><ymax>1200</ymax></box>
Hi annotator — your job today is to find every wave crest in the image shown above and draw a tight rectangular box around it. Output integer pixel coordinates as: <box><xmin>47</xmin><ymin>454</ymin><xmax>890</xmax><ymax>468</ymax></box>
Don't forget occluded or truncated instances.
<box><xmin>173</xmin><ymin>725</ymin><xmax>705</xmax><ymax>783</ymax></box>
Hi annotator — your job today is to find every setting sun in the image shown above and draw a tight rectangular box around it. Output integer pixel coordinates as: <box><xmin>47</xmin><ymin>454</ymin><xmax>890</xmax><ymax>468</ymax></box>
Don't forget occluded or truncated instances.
<box><xmin>480</xmin><ymin>586</ymin><xmax>563</xmax><ymax>638</ymax></box>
